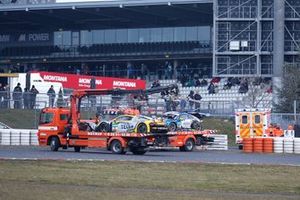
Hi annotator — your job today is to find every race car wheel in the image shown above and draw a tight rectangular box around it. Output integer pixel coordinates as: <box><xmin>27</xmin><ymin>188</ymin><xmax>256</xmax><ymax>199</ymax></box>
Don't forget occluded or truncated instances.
<box><xmin>131</xmin><ymin>148</ymin><xmax>147</xmax><ymax>155</ymax></box>
<box><xmin>168</xmin><ymin>122</ymin><xmax>177</xmax><ymax>132</ymax></box>
<box><xmin>50</xmin><ymin>137</ymin><xmax>60</xmax><ymax>152</ymax></box>
<box><xmin>191</xmin><ymin>121</ymin><xmax>202</xmax><ymax>131</ymax></box>
<box><xmin>110</xmin><ymin>140</ymin><xmax>126</xmax><ymax>154</ymax></box>
<box><xmin>180</xmin><ymin>138</ymin><xmax>195</xmax><ymax>152</ymax></box>
<box><xmin>74</xmin><ymin>146</ymin><xmax>81</xmax><ymax>152</ymax></box>
<box><xmin>137</xmin><ymin>123</ymin><xmax>148</xmax><ymax>133</ymax></box>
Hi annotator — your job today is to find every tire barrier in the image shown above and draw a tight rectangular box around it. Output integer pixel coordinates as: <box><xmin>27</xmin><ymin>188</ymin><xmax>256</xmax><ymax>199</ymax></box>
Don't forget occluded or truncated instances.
<box><xmin>294</xmin><ymin>138</ymin><xmax>300</xmax><ymax>154</ymax></box>
<box><xmin>0</xmin><ymin>131</ymin><xmax>228</xmax><ymax>151</ymax></box>
<box><xmin>263</xmin><ymin>138</ymin><xmax>274</xmax><ymax>153</ymax></box>
<box><xmin>243</xmin><ymin>138</ymin><xmax>253</xmax><ymax>153</ymax></box>
<box><xmin>0</xmin><ymin>129</ymin><xmax>38</xmax><ymax>145</ymax></box>
<box><xmin>283</xmin><ymin>138</ymin><xmax>294</xmax><ymax>154</ymax></box>
<box><xmin>274</xmin><ymin>137</ymin><xmax>284</xmax><ymax>153</ymax></box>
<box><xmin>253</xmin><ymin>138</ymin><xmax>263</xmax><ymax>153</ymax></box>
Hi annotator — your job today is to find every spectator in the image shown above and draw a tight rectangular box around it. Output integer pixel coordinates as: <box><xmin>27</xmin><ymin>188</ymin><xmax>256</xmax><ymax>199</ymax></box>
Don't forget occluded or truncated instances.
<box><xmin>223</xmin><ymin>78</ymin><xmax>233</xmax><ymax>90</ymax></box>
<box><xmin>0</xmin><ymin>83</ymin><xmax>4</xmax><ymax>108</ymax></box>
<box><xmin>187</xmin><ymin>90</ymin><xmax>195</xmax><ymax>110</ymax></box>
<box><xmin>30</xmin><ymin>85</ymin><xmax>39</xmax><ymax>109</ymax></box>
<box><xmin>2</xmin><ymin>84</ymin><xmax>10</xmax><ymax>108</ymax></box>
<box><xmin>194</xmin><ymin>91</ymin><xmax>202</xmax><ymax>111</ymax></box>
<box><xmin>23</xmin><ymin>87</ymin><xmax>31</xmax><ymax>109</ymax></box>
<box><xmin>180</xmin><ymin>97</ymin><xmax>187</xmax><ymax>112</ymax></box>
<box><xmin>12</xmin><ymin>83</ymin><xmax>23</xmax><ymax>109</ymax></box>
<box><xmin>211</xmin><ymin>77</ymin><xmax>221</xmax><ymax>84</ymax></box>
<box><xmin>47</xmin><ymin>85</ymin><xmax>56</xmax><ymax>107</ymax></box>
<box><xmin>200</xmin><ymin>79</ymin><xmax>208</xmax><ymax>87</ymax></box>
<box><xmin>239</xmin><ymin>79</ymin><xmax>249</xmax><ymax>94</ymax></box>
<box><xmin>208</xmin><ymin>82</ymin><xmax>215</xmax><ymax>94</ymax></box>
<box><xmin>195</xmin><ymin>78</ymin><xmax>201</xmax><ymax>87</ymax></box>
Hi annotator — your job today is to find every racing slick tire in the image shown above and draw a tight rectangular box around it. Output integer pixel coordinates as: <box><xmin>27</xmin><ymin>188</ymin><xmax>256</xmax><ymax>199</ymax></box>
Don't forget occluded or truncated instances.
<box><xmin>110</xmin><ymin>140</ymin><xmax>126</xmax><ymax>154</ymax></box>
<box><xmin>137</xmin><ymin>123</ymin><xmax>148</xmax><ymax>133</ymax></box>
<box><xmin>168</xmin><ymin>122</ymin><xmax>177</xmax><ymax>132</ymax></box>
<box><xmin>179</xmin><ymin>138</ymin><xmax>195</xmax><ymax>152</ymax></box>
<box><xmin>50</xmin><ymin>137</ymin><xmax>60</xmax><ymax>152</ymax></box>
<box><xmin>191</xmin><ymin>121</ymin><xmax>202</xmax><ymax>131</ymax></box>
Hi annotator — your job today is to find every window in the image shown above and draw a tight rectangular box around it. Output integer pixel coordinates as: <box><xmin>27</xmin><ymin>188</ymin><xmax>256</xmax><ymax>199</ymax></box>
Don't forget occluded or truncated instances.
<box><xmin>104</xmin><ymin>29</ymin><xmax>116</xmax><ymax>44</ymax></box>
<box><xmin>92</xmin><ymin>30</ymin><xmax>105</xmax><ymax>44</ymax></box>
<box><xmin>162</xmin><ymin>27</ymin><xmax>174</xmax><ymax>42</ymax></box>
<box><xmin>174</xmin><ymin>27</ymin><xmax>185</xmax><ymax>41</ymax></box>
<box><xmin>39</xmin><ymin>112</ymin><xmax>54</xmax><ymax>124</ymax></box>
<box><xmin>116</xmin><ymin>29</ymin><xmax>128</xmax><ymax>43</ymax></box>
<box><xmin>242</xmin><ymin>115</ymin><xmax>248</xmax><ymax>124</ymax></box>
<box><xmin>186</xmin><ymin>27</ymin><xmax>198</xmax><ymax>41</ymax></box>
<box><xmin>139</xmin><ymin>29</ymin><xmax>150</xmax><ymax>43</ymax></box>
<box><xmin>116</xmin><ymin>116</ymin><xmax>133</xmax><ymax>121</ymax></box>
<box><xmin>254</xmin><ymin>115</ymin><xmax>260</xmax><ymax>124</ymax></box>
<box><xmin>128</xmin><ymin>29</ymin><xmax>139</xmax><ymax>43</ymax></box>
<box><xmin>150</xmin><ymin>28</ymin><xmax>162</xmax><ymax>42</ymax></box>
<box><xmin>60</xmin><ymin>114</ymin><xmax>69</xmax><ymax>121</ymax></box>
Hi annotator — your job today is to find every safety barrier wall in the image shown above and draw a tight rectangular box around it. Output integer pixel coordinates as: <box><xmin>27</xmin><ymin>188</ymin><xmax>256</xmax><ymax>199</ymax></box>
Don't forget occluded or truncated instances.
<box><xmin>0</xmin><ymin>129</ymin><xmax>38</xmax><ymax>146</ymax></box>
<box><xmin>0</xmin><ymin>130</ymin><xmax>228</xmax><ymax>151</ymax></box>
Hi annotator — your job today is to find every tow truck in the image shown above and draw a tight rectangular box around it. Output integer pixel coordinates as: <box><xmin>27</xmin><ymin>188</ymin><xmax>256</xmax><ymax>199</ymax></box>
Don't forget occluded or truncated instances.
<box><xmin>38</xmin><ymin>85</ymin><xmax>214</xmax><ymax>155</ymax></box>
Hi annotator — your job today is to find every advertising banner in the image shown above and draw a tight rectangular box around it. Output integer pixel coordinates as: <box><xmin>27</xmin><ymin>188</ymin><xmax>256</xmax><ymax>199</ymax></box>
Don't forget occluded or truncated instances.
<box><xmin>38</xmin><ymin>71</ymin><xmax>146</xmax><ymax>90</ymax></box>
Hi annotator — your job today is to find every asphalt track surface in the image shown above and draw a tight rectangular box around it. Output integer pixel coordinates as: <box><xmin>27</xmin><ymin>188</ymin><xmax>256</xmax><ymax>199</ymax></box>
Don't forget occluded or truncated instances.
<box><xmin>0</xmin><ymin>146</ymin><xmax>300</xmax><ymax>166</ymax></box>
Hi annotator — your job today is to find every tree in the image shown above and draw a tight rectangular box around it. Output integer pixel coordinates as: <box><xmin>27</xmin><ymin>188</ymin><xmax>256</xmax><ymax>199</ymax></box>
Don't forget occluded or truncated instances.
<box><xmin>274</xmin><ymin>64</ymin><xmax>300</xmax><ymax>113</ymax></box>
<box><xmin>239</xmin><ymin>77</ymin><xmax>272</xmax><ymax>109</ymax></box>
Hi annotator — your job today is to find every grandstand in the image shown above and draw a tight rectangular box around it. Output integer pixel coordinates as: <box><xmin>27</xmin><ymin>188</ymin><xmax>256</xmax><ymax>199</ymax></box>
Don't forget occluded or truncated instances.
<box><xmin>0</xmin><ymin>0</ymin><xmax>299</xmax><ymax>112</ymax></box>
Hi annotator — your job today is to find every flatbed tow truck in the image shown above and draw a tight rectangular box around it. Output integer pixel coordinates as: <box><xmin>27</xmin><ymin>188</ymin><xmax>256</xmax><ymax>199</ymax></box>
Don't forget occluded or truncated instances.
<box><xmin>38</xmin><ymin>85</ymin><xmax>214</xmax><ymax>155</ymax></box>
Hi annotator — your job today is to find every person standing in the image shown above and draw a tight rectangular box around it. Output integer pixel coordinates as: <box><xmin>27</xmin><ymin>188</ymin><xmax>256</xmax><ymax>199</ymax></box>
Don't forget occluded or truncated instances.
<box><xmin>13</xmin><ymin>83</ymin><xmax>23</xmax><ymax>109</ymax></box>
<box><xmin>187</xmin><ymin>90</ymin><xmax>195</xmax><ymax>111</ymax></box>
<box><xmin>0</xmin><ymin>83</ymin><xmax>4</xmax><ymax>108</ymax></box>
<box><xmin>23</xmin><ymin>87</ymin><xmax>31</xmax><ymax>109</ymax></box>
<box><xmin>30</xmin><ymin>85</ymin><xmax>39</xmax><ymax>109</ymax></box>
<box><xmin>194</xmin><ymin>91</ymin><xmax>202</xmax><ymax>111</ymax></box>
<box><xmin>47</xmin><ymin>85</ymin><xmax>56</xmax><ymax>107</ymax></box>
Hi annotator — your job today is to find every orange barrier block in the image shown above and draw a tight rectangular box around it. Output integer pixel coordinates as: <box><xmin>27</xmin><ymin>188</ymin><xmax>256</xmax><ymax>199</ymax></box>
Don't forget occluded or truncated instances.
<box><xmin>243</xmin><ymin>138</ymin><xmax>253</xmax><ymax>153</ymax></box>
<box><xmin>253</xmin><ymin>138</ymin><xmax>263</xmax><ymax>153</ymax></box>
<box><xmin>263</xmin><ymin>138</ymin><xmax>274</xmax><ymax>153</ymax></box>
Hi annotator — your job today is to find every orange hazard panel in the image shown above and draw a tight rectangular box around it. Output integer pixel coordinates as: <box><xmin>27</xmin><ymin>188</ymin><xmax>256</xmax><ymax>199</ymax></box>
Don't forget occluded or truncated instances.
<box><xmin>240</xmin><ymin>114</ymin><xmax>250</xmax><ymax>138</ymax></box>
<box><xmin>252</xmin><ymin>113</ymin><xmax>263</xmax><ymax>137</ymax></box>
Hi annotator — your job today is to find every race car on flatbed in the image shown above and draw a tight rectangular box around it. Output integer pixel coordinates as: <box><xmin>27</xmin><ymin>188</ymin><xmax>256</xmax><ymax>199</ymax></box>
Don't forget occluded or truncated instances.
<box><xmin>96</xmin><ymin>114</ymin><xmax>168</xmax><ymax>133</ymax></box>
<box><xmin>163</xmin><ymin>111</ymin><xmax>204</xmax><ymax>131</ymax></box>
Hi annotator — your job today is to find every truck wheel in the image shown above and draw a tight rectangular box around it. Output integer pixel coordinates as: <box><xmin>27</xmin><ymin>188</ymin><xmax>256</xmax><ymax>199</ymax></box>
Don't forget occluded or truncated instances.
<box><xmin>137</xmin><ymin>123</ymin><xmax>147</xmax><ymax>133</ymax></box>
<box><xmin>180</xmin><ymin>138</ymin><xmax>195</xmax><ymax>152</ymax></box>
<box><xmin>110</xmin><ymin>140</ymin><xmax>126</xmax><ymax>154</ymax></box>
<box><xmin>50</xmin><ymin>137</ymin><xmax>60</xmax><ymax>152</ymax></box>
<box><xmin>131</xmin><ymin>148</ymin><xmax>147</xmax><ymax>155</ymax></box>
<box><xmin>191</xmin><ymin>121</ymin><xmax>202</xmax><ymax>131</ymax></box>
<box><xmin>168</xmin><ymin>122</ymin><xmax>177</xmax><ymax>132</ymax></box>
<box><xmin>74</xmin><ymin>146</ymin><xmax>81</xmax><ymax>152</ymax></box>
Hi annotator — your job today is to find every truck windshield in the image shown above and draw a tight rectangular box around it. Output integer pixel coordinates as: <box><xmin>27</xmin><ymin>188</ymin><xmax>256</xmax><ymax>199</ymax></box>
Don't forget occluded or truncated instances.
<box><xmin>40</xmin><ymin>112</ymin><xmax>54</xmax><ymax>124</ymax></box>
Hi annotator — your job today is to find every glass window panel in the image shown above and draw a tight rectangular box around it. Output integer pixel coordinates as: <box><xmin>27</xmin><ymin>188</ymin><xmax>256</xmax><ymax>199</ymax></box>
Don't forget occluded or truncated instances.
<box><xmin>150</xmin><ymin>28</ymin><xmax>162</xmax><ymax>42</ymax></box>
<box><xmin>104</xmin><ymin>29</ymin><xmax>116</xmax><ymax>44</ymax></box>
<box><xmin>92</xmin><ymin>30</ymin><xmax>104</xmax><ymax>44</ymax></box>
<box><xmin>128</xmin><ymin>29</ymin><xmax>139</xmax><ymax>43</ymax></box>
<box><xmin>174</xmin><ymin>27</ymin><xmax>185</xmax><ymax>41</ymax></box>
<box><xmin>80</xmin><ymin>30</ymin><xmax>92</xmax><ymax>46</ymax></box>
<box><xmin>139</xmin><ymin>28</ymin><xmax>150</xmax><ymax>43</ymax></box>
<box><xmin>62</xmin><ymin>31</ymin><xmax>71</xmax><ymax>46</ymax></box>
<box><xmin>197</xmin><ymin>26</ymin><xmax>211</xmax><ymax>42</ymax></box>
<box><xmin>116</xmin><ymin>29</ymin><xmax>128</xmax><ymax>43</ymax></box>
<box><xmin>54</xmin><ymin>31</ymin><xmax>63</xmax><ymax>46</ymax></box>
<box><xmin>186</xmin><ymin>27</ymin><xmax>198</xmax><ymax>41</ymax></box>
<box><xmin>162</xmin><ymin>27</ymin><xmax>174</xmax><ymax>42</ymax></box>
<box><xmin>72</xmin><ymin>32</ymin><xmax>79</xmax><ymax>46</ymax></box>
